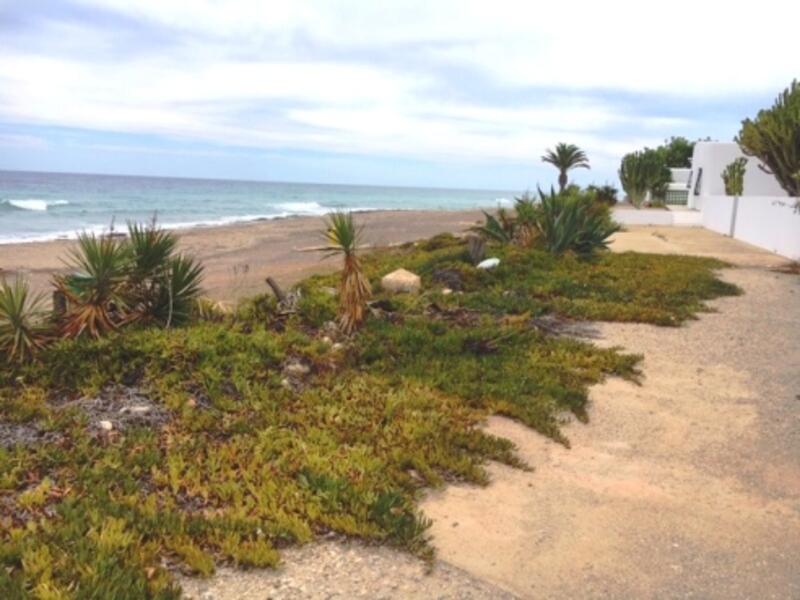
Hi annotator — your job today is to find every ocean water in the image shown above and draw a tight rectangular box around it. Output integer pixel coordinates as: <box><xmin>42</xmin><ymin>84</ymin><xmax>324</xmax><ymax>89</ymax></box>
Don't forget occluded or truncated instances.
<box><xmin>0</xmin><ymin>170</ymin><xmax>513</xmax><ymax>244</ymax></box>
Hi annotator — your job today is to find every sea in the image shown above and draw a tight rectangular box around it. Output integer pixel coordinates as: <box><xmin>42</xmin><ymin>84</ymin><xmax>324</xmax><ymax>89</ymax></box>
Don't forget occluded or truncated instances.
<box><xmin>0</xmin><ymin>170</ymin><xmax>514</xmax><ymax>245</ymax></box>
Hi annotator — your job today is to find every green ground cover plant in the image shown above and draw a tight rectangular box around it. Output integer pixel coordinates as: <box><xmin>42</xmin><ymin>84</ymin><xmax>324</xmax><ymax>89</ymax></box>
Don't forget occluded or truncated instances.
<box><xmin>0</xmin><ymin>230</ymin><xmax>739</xmax><ymax>598</ymax></box>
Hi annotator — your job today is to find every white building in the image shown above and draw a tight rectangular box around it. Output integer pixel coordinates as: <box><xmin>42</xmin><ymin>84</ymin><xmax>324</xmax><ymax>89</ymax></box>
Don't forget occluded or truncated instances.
<box><xmin>616</xmin><ymin>141</ymin><xmax>799</xmax><ymax>260</ymax></box>
<box><xmin>686</xmin><ymin>142</ymin><xmax>786</xmax><ymax>209</ymax></box>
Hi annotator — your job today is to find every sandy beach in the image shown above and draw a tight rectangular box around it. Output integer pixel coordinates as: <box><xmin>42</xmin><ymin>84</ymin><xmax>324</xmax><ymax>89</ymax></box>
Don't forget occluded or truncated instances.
<box><xmin>0</xmin><ymin>209</ymin><xmax>485</xmax><ymax>303</ymax></box>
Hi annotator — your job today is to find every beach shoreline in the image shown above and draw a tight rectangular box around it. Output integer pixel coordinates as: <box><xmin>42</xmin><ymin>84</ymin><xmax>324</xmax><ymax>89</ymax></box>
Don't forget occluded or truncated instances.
<box><xmin>0</xmin><ymin>209</ymin><xmax>485</xmax><ymax>303</ymax></box>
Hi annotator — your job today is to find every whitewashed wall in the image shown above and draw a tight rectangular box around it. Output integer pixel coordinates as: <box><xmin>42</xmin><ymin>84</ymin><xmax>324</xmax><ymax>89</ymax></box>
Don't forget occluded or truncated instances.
<box><xmin>701</xmin><ymin>195</ymin><xmax>736</xmax><ymax>236</ymax></box>
<box><xmin>700</xmin><ymin>195</ymin><xmax>800</xmax><ymax>260</ymax></box>
<box><xmin>612</xmin><ymin>209</ymin><xmax>701</xmax><ymax>227</ymax></box>
<box><xmin>734</xmin><ymin>197</ymin><xmax>800</xmax><ymax>260</ymax></box>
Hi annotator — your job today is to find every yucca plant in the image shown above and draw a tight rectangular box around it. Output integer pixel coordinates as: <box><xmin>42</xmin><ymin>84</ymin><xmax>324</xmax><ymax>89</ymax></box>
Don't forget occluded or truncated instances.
<box><xmin>0</xmin><ymin>276</ymin><xmax>50</xmax><ymax>363</ymax></box>
<box><xmin>125</xmin><ymin>221</ymin><xmax>200</xmax><ymax>326</ymax></box>
<box><xmin>536</xmin><ymin>189</ymin><xmax>620</xmax><ymax>256</ymax></box>
<box><xmin>542</xmin><ymin>143</ymin><xmax>590</xmax><ymax>192</ymax></box>
<box><xmin>57</xmin><ymin>232</ymin><xmax>130</xmax><ymax>338</ymax></box>
<box><xmin>321</xmin><ymin>212</ymin><xmax>371</xmax><ymax>334</ymax></box>
<box><xmin>151</xmin><ymin>255</ymin><xmax>204</xmax><ymax>327</ymax></box>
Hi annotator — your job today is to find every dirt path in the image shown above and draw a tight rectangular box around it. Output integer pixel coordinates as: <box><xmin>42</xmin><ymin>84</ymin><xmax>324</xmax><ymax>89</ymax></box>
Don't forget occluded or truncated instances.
<box><xmin>423</xmin><ymin>229</ymin><xmax>800</xmax><ymax>598</ymax></box>
<box><xmin>178</xmin><ymin>226</ymin><xmax>798</xmax><ymax>598</ymax></box>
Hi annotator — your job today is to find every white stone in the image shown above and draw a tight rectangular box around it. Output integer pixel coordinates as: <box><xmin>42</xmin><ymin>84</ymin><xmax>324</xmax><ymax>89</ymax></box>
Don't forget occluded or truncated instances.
<box><xmin>477</xmin><ymin>257</ymin><xmax>500</xmax><ymax>270</ymax></box>
<box><xmin>121</xmin><ymin>405</ymin><xmax>150</xmax><ymax>415</ymax></box>
<box><xmin>381</xmin><ymin>268</ymin><xmax>421</xmax><ymax>293</ymax></box>
<box><xmin>284</xmin><ymin>361</ymin><xmax>311</xmax><ymax>376</ymax></box>
<box><xmin>441</xmin><ymin>288</ymin><xmax>453</xmax><ymax>295</ymax></box>
<box><xmin>98</xmin><ymin>420</ymin><xmax>113</xmax><ymax>431</ymax></box>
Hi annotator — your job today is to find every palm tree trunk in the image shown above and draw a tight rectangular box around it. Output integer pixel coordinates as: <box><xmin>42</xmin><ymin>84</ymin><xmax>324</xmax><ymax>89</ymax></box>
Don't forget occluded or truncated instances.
<box><xmin>558</xmin><ymin>171</ymin><xmax>567</xmax><ymax>192</ymax></box>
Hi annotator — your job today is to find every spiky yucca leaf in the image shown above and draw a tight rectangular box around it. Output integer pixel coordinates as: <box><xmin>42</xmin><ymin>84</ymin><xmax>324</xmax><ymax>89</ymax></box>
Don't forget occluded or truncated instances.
<box><xmin>0</xmin><ymin>275</ymin><xmax>49</xmax><ymax>363</ymax></box>
<box><xmin>321</xmin><ymin>212</ymin><xmax>371</xmax><ymax>333</ymax></box>
<box><xmin>127</xmin><ymin>220</ymin><xmax>177</xmax><ymax>282</ymax></box>
<box><xmin>58</xmin><ymin>232</ymin><xmax>130</xmax><ymax>338</ymax></box>
<box><xmin>153</xmin><ymin>255</ymin><xmax>204</xmax><ymax>327</ymax></box>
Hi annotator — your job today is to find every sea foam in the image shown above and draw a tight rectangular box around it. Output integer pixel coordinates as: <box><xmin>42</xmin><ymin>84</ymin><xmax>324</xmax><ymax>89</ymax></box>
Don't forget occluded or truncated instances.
<box><xmin>2</xmin><ymin>199</ymin><xmax>70</xmax><ymax>211</ymax></box>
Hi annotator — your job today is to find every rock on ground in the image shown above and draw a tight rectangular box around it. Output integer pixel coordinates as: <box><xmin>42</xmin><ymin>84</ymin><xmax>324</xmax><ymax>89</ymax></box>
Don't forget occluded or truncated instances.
<box><xmin>381</xmin><ymin>268</ymin><xmax>421</xmax><ymax>293</ymax></box>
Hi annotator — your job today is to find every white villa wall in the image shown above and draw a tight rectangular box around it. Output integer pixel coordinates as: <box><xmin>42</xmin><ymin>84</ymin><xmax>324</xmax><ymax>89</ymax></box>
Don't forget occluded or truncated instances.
<box><xmin>688</xmin><ymin>142</ymin><xmax>787</xmax><ymax>209</ymax></box>
<box><xmin>612</xmin><ymin>208</ymin><xmax>701</xmax><ymax>227</ymax></box>
<box><xmin>701</xmin><ymin>195</ymin><xmax>736</xmax><ymax>236</ymax></box>
<box><xmin>700</xmin><ymin>195</ymin><xmax>800</xmax><ymax>260</ymax></box>
<box><xmin>734</xmin><ymin>197</ymin><xmax>800</xmax><ymax>260</ymax></box>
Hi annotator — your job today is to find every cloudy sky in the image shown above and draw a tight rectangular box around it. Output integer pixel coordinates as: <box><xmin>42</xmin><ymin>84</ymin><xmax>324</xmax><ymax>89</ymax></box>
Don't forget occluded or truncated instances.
<box><xmin>0</xmin><ymin>0</ymin><xmax>797</xmax><ymax>190</ymax></box>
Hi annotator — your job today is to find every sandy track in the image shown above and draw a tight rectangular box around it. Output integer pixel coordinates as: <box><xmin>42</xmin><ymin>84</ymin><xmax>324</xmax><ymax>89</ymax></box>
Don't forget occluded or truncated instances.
<box><xmin>423</xmin><ymin>264</ymin><xmax>799</xmax><ymax>598</ymax></box>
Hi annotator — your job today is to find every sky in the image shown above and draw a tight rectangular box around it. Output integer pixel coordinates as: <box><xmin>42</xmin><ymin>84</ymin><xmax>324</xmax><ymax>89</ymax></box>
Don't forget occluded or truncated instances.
<box><xmin>0</xmin><ymin>0</ymin><xmax>797</xmax><ymax>191</ymax></box>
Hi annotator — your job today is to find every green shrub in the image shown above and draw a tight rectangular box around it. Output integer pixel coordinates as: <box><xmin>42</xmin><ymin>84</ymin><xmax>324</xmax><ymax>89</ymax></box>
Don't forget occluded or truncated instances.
<box><xmin>586</xmin><ymin>184</ymin><xmax>619</xmax><ymax>206</ymax></box>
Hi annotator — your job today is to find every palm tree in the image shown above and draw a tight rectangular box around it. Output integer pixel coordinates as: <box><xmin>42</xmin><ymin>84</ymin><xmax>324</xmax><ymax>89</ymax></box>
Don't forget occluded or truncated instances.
<box><xmin>542</xmin><ymin>143</ymin><xmax>590</xmax><ymax>192</ymax></box>
<box><xmin>320</xmin><ymin>212</ymin><xmax>371</xmax><ymax>334</ymax></box>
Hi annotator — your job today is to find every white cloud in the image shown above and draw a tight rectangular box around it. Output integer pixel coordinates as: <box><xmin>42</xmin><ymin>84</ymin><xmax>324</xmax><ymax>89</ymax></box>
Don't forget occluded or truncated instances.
<box><xmin>2</xmin><ymin>0</ymin><xmax>796</xmax><ymax>181</ymax></box>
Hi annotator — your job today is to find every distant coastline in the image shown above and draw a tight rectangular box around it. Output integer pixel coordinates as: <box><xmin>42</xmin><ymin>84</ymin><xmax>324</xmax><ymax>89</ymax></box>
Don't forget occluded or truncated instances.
<box><xmin>0</xmin><ymin>170</ymin><xmax>513</xmax><ymax>245</ymax></box>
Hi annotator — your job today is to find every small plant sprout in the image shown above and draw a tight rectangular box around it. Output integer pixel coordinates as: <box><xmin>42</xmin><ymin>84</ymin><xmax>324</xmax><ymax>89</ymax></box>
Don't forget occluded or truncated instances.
<box><xmin>321</xmin><ymin>211</ymin><xmax>372</xmax><ymax>334</ymax></box>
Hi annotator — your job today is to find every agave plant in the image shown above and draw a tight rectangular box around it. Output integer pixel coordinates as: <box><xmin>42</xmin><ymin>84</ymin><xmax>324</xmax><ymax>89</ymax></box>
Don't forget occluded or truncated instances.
<box><xmin>474</xmin><ymin>210</ymin><xmax>514</xmax><ymax>245</ymax></box>
<box><xmin>0</xmin><ymin>276</ymin><xmax>50</xmax><ymax>363</ymax></box>
<box><xmin>536</xmin><ymin>189</ymin><xmax>620</xmax><ymax>256</ymax></box>
<box><xmin>321</xmin><ymin>212</ymin><xmax>371</xmax><ymax>334</ymax></box>
<box><xmin>57</xmin><ymin>232</ymin><xmax>130</xmax><ymax>338</ymax></box>
<box><xmin>542</xmin><ymin>143</ymin><xmax>590</xmax><ymax>192</ymax></box>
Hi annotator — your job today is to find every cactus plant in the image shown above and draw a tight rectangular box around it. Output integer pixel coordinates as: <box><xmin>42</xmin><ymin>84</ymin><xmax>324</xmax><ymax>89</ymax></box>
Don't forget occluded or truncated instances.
<box><xmin>722</xmin><ymin>157</ymin><xmax>748</xmax><ymax>196</ymax></box>
<box><xmin>619</xmin><ymin>150</ymin><xmax>669</xmax><ymax>208</ymax></box>
<box><xmin>736</xmin><ymin>80</ymin><xmax>800</xmax><ymax>197</ymax></box>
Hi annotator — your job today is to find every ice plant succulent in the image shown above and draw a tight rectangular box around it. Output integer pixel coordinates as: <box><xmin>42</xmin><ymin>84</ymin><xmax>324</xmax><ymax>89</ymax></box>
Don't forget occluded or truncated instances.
<box><xmin>321</xmin><ymin>211</ymin><xmax>371</xmax><ymax>334</ymax></box>
<box><xmin>0</xmin><ymin>275</ymin><xmax>49</xmax><ymax>363</ymax></box>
